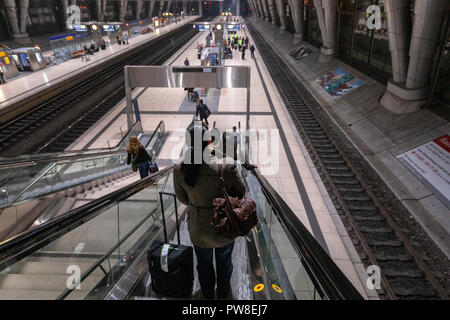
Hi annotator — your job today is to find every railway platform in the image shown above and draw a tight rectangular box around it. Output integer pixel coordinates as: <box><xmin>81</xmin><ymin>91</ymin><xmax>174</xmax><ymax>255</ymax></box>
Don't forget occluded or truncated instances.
<box><xmin>0</xmin><ymin>16</ymin><xmax>199</xmax><ymax>116</ymax></box>
<box><xmin>67</xmin><ymin>17</ymin><xmax>378</xmax><ymax>300</ymax></box>
<box><xmin>246</xmin><ymin>16</ymin><xmax>450</xmax><ymax>261</ymax></box>
<box><xmin>0</xmin><ymin>8</ymin><xmax>448</xmax><ymax>301</ymax></box>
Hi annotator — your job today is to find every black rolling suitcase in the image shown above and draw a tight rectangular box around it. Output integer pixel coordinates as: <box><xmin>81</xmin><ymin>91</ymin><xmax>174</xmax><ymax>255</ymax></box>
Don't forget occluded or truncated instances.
<box><xmin>147</xmin><ymin>196</ymin><xmax>193</xmax><ymax>298</ymax></box>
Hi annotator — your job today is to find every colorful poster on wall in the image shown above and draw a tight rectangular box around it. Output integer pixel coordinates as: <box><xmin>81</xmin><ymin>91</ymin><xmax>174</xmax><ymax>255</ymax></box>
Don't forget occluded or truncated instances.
<box><xmin>397</xmin><ymin>135</ymin><xmax>450</xmax><ymax>209</ymax></box>
<box><xmin>316</xmin><ymin>67</ymin><xmax>365</xmax><ymax>99</ymax></box>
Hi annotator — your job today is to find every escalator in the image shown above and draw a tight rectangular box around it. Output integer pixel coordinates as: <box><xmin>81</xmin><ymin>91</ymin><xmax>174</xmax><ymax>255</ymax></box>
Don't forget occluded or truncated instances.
<box><xmin>0</xmin><ymin>121</ymin><xmax>166</xmax><ymax>243</ymax></box>
<box><xmin>0</xmin><ymin>127</ymin><xmax>363</xmax><ymax>300</ymax></box>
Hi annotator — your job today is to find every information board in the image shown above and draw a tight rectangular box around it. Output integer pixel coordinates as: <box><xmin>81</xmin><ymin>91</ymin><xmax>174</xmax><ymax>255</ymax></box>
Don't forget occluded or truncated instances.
<box><xmin>397</xmin><ymin>135</ymin><xmax>450</xmax><ymax>208</ymax></box>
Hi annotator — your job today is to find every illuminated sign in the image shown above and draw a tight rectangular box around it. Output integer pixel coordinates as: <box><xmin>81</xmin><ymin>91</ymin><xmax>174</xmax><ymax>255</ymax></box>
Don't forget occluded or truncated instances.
<box><xmin>228</xmin><ymin>24</ymin><xmax>240</xmax><ymax>31</ymax></box>
<box><xmin>103</xmin><ymin>25</ymin><xmax>115</xmax><ymax>32</ymax></box>
<box><xmin>66</xmin><ymin>36</ymin><xmax>74</xmax><ymax>41</ymax></box>
<box><xmin>198</xmin><ymin>24</ymin><xmax>210</xmax><ymax>32</ymax></box>
<box><xmin>73</xmin><ymin>25</ymin><xmax>87</xmax><ymax>32</ymax></box>
<box><xmin>0</xmin><ymin>51</ymin><xmax>6</xmax><ymax>57</ymax></box>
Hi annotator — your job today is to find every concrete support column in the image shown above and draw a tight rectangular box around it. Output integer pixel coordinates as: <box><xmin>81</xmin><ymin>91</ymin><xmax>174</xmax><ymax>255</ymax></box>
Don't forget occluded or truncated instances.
<box><xmin>149</xmin><ymin>0</ymin><xmax>156</xmax><ymax>17</ymax></box>
<box><xmin>313</xmin><ymin>0</ymin><xmax>337</xmax><ymax>55</ymax></box>
<box><xmin>275</xmin><ymin>0</ymin><xmax>287</xmax><ymax>30</ymax></box>
<box><xmin>381</xmin><ymin>0</ymin><xmax>448</xmax><ymax>114</ymax></box>
<box><xmin>288</xmin><ymin>0</ymin><xmax>304</xmax><ymax>40</ymax></box>
<box><xmin>199</xmin><ymin>0</ymin><xmax>202</xmax><ymax>16</ymax></box>
<box><xmin>406</xmin><ymin>0</ymin><xmax>448</xmax><ymax>89</ymax></box>
<box><xmin>183</xmin><ymin>0</ymin><xmax>187</xmax><ymax>15</ymax></box>
<box><xmin>4</xmin><ymin>0</ymin><xmax>30</xmax><ymax>40</ymax></box>
<box><xmin>3</xmin><ymin>0</ymin><xmax>21</xmax><ymax>37</ymax></box>
<box><xmin>61</xmin><ymin>0</ymin><xmax>69</xmax><ymax>25</ymax></box>
<box><xmin>120</xmin><ymin>0</ymin><xmax>128</xmax><ymax>21</ymax></box>
<box><xmin>236</xmin><ymin>0</ymin><xmax>240</xmax><ymax>16</ymax></box>
<box><xmin>261</xmin><ymin>0</ymin><xmax>271</xmax><ymax>22</ymax></box>
<box><xmin>255</xmin><ymin>0</ymin><xmax>265</xmax><ymax>19</ymax></box>
<box><xmin>18</xmin><ymin>0</ymin><xmax>28</xmax><ymax>34</ymax></box>
<box><xmin>136</xmin><ymin>0</ymin><xmax>144</xmax><ymax>19</ymax></box>
<box><xmin>267</xmin><ymin>0</ymin><xmax>278</xmax><ymax>25</ymax></box>
<box><xmin>95</xmin><ymin>0</ymin><xmax>101</xmax><ymax>22</ymax></box>
<box><xmin>166</xmin><ymin>0</ymin><xmax>172</xmax><ymax>12</ymax></box>
<box><xmin>251</xmin><ymin>0</ymin><xmax>260</xmax><ymax>17</ymax></box>
<box><xmin>385</xmin><ymin>0</ymin><xmax>411</xmax><ymax>83</ymax></box>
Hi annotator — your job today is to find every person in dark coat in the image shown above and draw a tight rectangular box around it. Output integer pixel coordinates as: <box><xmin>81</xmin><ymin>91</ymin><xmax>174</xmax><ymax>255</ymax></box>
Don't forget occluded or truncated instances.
<box><xmin>173</xmin><ymin>123</ymin><xmax>246</xmax><ymax>299</ymax></box>
<box><xmin>250</xmin><ymin>45</ymin><xmax>255</xmax><ymax>59</ymax></box>
<box><xmin>126</xmin><ymin>136</ymin><xmax>152</xmax><ymax>178</ymax></box>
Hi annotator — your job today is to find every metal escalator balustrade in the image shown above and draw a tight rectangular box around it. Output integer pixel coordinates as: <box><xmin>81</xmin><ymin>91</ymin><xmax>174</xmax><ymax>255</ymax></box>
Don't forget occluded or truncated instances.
<box><xmin>245</xmin><ymin>166</ymin><xmax>363</xmax><ymax>300</ymax></box>
<box><xmin>0</xmin><ymin>120</ymin><xmax>165</xmax><ymax>208</ymax></box>
<box><xmin>0</xmin><ymin>166</ymin><xmax>176</xmax><ymax>300</ymax></box>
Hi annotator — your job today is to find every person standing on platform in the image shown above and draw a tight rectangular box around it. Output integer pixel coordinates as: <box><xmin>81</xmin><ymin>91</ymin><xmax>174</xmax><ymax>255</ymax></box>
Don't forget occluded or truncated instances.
<box><xmin>0</xmin><ymin>61</ymin><xmax>6</xmax><ymax>84</ymax></box>
<box><xmin>124</xmin><ymin>33</ymin><xmax>129</xmax><ymax>45</ymax></box>
<box><xmin>184</xmin><ymin>57</ymin><xmax>190</xmax><ymax>66</ymax></box>
<box><xmin>126</xmin><ymin>136</ymin><xmax>153</xmax><ymax>179</ymax></box>
<box><xmin>116</xmin><ymin>35</ymin><xmax>121</xmax><ymax>45</ymax></box>
<box><xmin>250</xmin><ymin>45</ymin><xmax>255</xmax><ymax>59</ymax></box>
<box><xmin>241</xmin><ymin>46</ymin><xmax>246</xmax><ymax>60</ymax></box>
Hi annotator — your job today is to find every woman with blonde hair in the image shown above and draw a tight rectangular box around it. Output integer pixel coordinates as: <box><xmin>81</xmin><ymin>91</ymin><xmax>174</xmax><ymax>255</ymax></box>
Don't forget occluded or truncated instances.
<box><xmin>126</xmin><ymin>136</ymin><xmax>152</xmax><ymax>178</ymax></box>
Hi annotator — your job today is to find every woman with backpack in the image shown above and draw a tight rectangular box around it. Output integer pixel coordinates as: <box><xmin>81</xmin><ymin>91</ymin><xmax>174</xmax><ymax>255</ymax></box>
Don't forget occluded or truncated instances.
<box><xmin>126</xmin><ymin>136</ymin><xmax>152</xmax><ymax>179</ymax></box>
<box><xmin>173</xmin><ymin>123</ymin><xmax>246</xmax><ymax>299</ymax></box>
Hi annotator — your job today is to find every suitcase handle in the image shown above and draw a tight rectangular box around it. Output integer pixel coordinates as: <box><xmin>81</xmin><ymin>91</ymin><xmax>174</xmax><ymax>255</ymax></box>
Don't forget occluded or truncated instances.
<box><xmin>159</xmin><ymin>192</ymin><xmax>181</xmax><ymax>245</ymax></box>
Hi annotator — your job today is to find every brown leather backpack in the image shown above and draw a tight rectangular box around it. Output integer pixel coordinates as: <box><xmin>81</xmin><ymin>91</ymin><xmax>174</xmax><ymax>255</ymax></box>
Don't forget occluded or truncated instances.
<box><xmin>211</xmin><ymin>165</ymin><xmax>258</xmax><ymax>239</ymax></box>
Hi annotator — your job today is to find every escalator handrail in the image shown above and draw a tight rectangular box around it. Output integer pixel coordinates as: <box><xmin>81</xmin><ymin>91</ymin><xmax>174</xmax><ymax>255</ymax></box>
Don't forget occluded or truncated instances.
<box><xmin>0</xmin><ymin>120</ymin><xmax>162</xmax><ymax>168</ymax></box>
<box><xmin>0</xmin><ymin>166</ymin><xmax>174</xmax><ymax>271</ymax></box>
<box><xmin>251</xmin><ymin>168</ymin><xmax>364</xmax><ymax>300</ymax></box>
<box><xmin>0</xmin><ymin>121</ymin><xmax>164</xmax><ymax>207</ymax></box>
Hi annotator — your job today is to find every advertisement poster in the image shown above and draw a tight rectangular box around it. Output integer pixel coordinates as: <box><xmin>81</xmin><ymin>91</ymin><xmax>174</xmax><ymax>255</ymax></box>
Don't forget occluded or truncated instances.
<box><xmin>316</xmin><ymin>67</ymin><xmax>365</xmax><ymax>99</ymax></box>
<box><xmin>397</xmin><ymin>135</ymin><xmax>450</xmax><ymax>208</ymax></box>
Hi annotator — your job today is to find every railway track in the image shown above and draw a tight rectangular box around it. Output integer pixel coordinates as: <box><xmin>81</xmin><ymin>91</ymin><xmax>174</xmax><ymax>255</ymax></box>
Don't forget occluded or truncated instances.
<box><xmin>0</xmin><ymin>18</ymin><xmax>207</xmax><ymax>155</ymax></box>
<box><xmin>247</xmin><ymin>23</ymin><xmax>449</xmax><ymax>300</ymax></box>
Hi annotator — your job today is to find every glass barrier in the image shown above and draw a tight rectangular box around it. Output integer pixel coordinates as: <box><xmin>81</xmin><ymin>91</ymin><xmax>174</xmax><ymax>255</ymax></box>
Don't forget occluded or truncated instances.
<box><xmin>0</xmin><ymin>170</ymin><xmax>177</xmax><ymax>300</ymax></box>
<box><xmin>244</xmin><ymin>169</ymin><xmax>321</xmax><ymax>300</ymax></box>
<box><xmin>0</xmin><ymin>121</ymin><xmax>164</xmax><ymax>208</ymax></box>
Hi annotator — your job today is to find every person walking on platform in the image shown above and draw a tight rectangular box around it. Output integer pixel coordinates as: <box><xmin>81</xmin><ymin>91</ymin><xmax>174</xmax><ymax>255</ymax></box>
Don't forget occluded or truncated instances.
<box><xmin>238</xmin><ymin>38</ymin><xmax>242</xmax><ymax>51</ymax></box>
<box><xmin>196</xmin><ymin>98</ymin><xmax>211</xmax><ymax>126</ymax></box>
<box><xmin>126</xmin><ymin>136</ymin><xmax>153</xmax><ymax>179</ymax></box>
<box><xmin>241</xmin><ymin>46</ymin><xmax>246</xmax><ymax>60</ymax></box>
<box><xmin>173</xmin><ymin>123</ymin><xmax>246</xmax><ymax>299</ymax></box>
<box><xmin>0</xmin><ymin>62</ymin><xmax>6</xmax><ymax>84</ymax></box>
<box><xmin>184</xmin><ymin>57</ymin><xmax>190</xmax><ymax>66</ymax></box>
<box><xmin>124</xmin><ymin>33</ymin><xmax>129</xmax><ymax>45</ymax></box>
<box><xmin>250</xmin><ymin>45</ymin><xmax>255</xmax><ymax>59</ymax></box>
